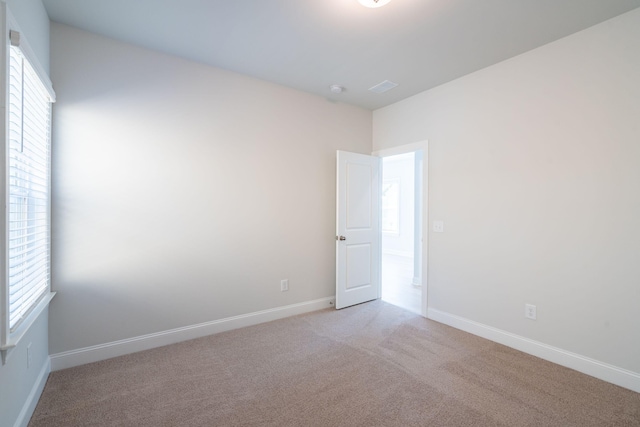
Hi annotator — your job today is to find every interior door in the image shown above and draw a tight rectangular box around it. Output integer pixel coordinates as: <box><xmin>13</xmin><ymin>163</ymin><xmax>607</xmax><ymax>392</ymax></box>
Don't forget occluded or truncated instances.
<box><xmin>336</xmin><ymin>150</ymin><xmax>380</xmax><ymax>309</ymax></box>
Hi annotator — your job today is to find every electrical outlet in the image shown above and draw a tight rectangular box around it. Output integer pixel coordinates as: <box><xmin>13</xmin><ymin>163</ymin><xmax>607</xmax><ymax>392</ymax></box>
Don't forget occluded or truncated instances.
<box><xmin>27</xmin><ymin>343</ymin><xmax>32</xmax><ymax>369</ymax></box>
<box><xmin>433</xmin><ymin>220</ymin><xmax>444</xmax><ymax>233</ymax></box>
<box><xmin>280</xmin><ymin>279</ymin><xmax>289</xmax><ymax>292</ymax></box>
<box><xmin>525</xmin><ymin>304</ymin><xmax>537</xmax><ymax>320</ymax></box>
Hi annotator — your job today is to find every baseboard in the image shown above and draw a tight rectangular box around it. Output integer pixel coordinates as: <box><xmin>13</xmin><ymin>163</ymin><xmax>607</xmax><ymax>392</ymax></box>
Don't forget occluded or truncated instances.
<box><xmin>14</xmin><ymin>357</ymin><xmax>50</xmax><ymax>427</ymax></box>
<box><xmin>381</xmin><ymin>249</ymin><xmax>413</xmax><ymax>258</ymax></box>
<box><xmin>51</xmin><ymin>297</ymin><xmax>334</xmax><ymax>371</ymax></box>
<box><xmin>427</xmin><ymin>308</ymin><xmax>640</xmax><ymax>393</ymax></box>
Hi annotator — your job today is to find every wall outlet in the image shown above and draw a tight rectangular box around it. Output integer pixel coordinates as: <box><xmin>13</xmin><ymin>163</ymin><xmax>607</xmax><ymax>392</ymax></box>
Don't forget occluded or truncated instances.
<box><xmin>280</xmin><ymin>279</ymin><xmax>289</xmax><ymax>292</ymax></box>
<box><xmin>27</xmin><ymin>343</ymin><xmax>32</xmax><ymax>369</ymax></box>
<box><xmin>433</xmin><ymin>220</ymin><xmax>444</xmax><ymax>233</ymax></box>
<box><xmin>525</xmin><ymin>304</ymin><xmax>537</xmax><ymax>320</ymax></box>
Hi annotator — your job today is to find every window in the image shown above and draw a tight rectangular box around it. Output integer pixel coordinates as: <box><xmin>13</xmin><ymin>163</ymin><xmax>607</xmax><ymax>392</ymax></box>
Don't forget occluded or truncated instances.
<box><xmin>1</xmin><ymin>23</ymin><xmax>55</xmax><ymax>360</ymax></box>
<box><xmin>381</xmin><ymin>179</ymin><xmax>400</xmax><ymax>235</ymax></box>
<box><xmin>7</xmin><ymin>40</ymin><xmax>52</xmax><ymax>330</ymax></box>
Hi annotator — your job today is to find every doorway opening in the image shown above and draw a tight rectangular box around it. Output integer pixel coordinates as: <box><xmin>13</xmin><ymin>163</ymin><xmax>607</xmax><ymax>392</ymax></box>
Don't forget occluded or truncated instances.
<box><xmin>380</xmin><ymin>150</ymin><xmax>424</xmax><ymax>315</ymax></box>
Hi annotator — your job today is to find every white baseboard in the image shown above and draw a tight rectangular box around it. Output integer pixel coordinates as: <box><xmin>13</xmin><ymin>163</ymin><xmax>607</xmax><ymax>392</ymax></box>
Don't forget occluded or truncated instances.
<box><xmin>427</xmin><ymin>308</ymin><xmax>640</xmax><ymax>393</ymax></box>
<box><xmin>382</xmin><ymin>249</ymin><xmax>413</xmax><ymax>258</ymax></box>
<box><xmin>51</xmin><ymin>297</ymin><xmax>334</xmax><ymax>371</ymax></box>
<box><xmin>15</xmin><ymin>357</ymin><xmax>50</xmax><ymax>427</ymax></box>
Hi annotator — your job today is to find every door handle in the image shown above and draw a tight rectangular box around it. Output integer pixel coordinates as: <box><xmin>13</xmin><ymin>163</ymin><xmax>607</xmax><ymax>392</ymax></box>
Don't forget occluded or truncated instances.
<box><xmin>337</xmin><ymin>235</ymin><xmax>346</xmax><ymax>241</ymax></box>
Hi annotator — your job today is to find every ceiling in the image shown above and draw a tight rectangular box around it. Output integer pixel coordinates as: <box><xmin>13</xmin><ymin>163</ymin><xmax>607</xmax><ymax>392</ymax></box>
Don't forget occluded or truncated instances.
<box><xmin>42</xmin><ymin>0</ymin><xmax>640</xmax><ymax>110</ymax></box>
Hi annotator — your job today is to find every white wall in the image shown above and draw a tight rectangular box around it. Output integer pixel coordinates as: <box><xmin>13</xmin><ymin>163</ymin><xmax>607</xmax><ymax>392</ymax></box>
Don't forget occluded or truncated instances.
<box><xmin>0</xmin><ymin>2</ymin><xmax>51</xmax><ymax>426</ymax></box>
<box><xmin>5</xmin><ymin>0</ymin><xmax>48</xmax><ymax>73</ymax></box>
<box><xmin>49</xmin><ymin>24</ymin><xmax>372</xmax><ymax>356</ymax></box>
<box><xmin>374</xmin><ymin>8</ymin><xmax>640</xmax><ymax>377</ymax></box>
<box><xmin>0</xmin><ymin>310</ymin><xmax>49</xmax><ymax>427</ymax></box>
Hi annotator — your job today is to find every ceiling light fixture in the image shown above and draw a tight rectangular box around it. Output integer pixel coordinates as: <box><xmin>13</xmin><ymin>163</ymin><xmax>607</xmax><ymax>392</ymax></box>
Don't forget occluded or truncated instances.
<box><xmin>358</xmin><ymin>0</ymin><xmax>391</xmax><ymax>8</ymax></box>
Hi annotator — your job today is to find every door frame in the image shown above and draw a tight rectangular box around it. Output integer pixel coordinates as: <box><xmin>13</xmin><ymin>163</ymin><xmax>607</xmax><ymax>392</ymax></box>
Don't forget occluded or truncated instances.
<box><xmin>372</xmin><ymin>141</ymin><xmax>428</xmax><ymax>317</ymax></box>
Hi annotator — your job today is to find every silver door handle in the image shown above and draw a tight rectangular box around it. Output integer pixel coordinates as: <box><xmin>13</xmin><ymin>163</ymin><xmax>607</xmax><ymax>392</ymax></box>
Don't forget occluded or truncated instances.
<box><xmin>337</xmin><ymin>235</ymin><xmax>346</xmax><ymax>241</ymax></box>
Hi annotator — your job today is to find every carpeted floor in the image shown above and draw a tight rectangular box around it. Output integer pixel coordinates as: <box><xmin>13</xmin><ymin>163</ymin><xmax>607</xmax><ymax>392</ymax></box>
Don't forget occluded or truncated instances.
<box><xmin>30</xmin><ymin>301</ymin><xmax>640</xmax><ymax>426</ymax></box>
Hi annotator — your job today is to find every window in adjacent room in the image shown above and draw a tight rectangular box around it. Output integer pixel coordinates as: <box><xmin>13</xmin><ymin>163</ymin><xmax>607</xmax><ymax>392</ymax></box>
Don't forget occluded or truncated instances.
<box><xmin>381</xmin><ymin>179</ymin><xmax>400</xmax><ymax>235</ymax></box>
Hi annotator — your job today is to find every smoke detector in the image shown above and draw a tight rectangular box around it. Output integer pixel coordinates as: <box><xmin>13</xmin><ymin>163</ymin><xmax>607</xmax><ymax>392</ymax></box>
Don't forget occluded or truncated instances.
<box><xmin>330</xmin><ymin>85</ymin><xmax>345</xmax><ymax>94</ymax></box>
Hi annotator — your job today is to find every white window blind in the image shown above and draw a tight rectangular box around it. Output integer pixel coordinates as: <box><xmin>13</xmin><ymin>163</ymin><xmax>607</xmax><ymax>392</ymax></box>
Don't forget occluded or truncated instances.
<box><xmin>7</xmin><ymin>41</ymin><xmax>53</xmax><ymax>331</ymax></box>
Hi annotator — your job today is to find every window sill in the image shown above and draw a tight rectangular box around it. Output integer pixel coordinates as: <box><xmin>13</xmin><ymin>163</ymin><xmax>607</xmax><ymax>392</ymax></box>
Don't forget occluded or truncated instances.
<box><xmin>1</xmin><ymin>291</ymin><xmax>56</xmax><ymax>365</ymax></box>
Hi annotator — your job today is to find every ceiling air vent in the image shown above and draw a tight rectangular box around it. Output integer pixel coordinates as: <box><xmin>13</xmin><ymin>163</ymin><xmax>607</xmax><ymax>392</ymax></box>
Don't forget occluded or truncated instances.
<box><xmin>368</xmin><ymin>80</ymin><xmax>398</xmax><ymax>94</ymax></box>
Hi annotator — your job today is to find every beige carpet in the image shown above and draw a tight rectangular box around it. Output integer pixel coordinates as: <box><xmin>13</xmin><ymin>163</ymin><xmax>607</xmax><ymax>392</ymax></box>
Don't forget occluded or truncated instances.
<box><xmin>30</xmin><ymin>301</ymin><xmax>640</xmax><ymax>426</ymax></box>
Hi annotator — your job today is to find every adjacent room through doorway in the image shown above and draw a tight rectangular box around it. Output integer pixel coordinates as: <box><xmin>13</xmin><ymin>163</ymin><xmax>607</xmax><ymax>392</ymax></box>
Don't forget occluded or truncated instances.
<box><xmin>380</xmin><ymin>150</ymin><xmax>424</xmax><ymax>314</ymax></box>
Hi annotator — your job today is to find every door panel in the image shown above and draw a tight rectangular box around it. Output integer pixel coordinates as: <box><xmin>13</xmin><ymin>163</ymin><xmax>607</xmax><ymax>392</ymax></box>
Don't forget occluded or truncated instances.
<box><xmin>346</xmin><ymin>163</ymin><xmax>373</xmax><ymax>229</ymax></box>
<box><xmin>346</xmin><ymin>244</ymin><xmax>372</xmax><ymax>289</ymax></box>
<box><xmin>336</xmin><ymin>151</ymin><xmax>380</xmax><ymax>309</ymax></box>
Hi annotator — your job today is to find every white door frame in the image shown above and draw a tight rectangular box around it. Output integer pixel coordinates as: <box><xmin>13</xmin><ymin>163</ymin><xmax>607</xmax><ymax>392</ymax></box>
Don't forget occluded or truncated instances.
<box><xmin>372</xmin><ymin>141</ymin><xmax>428</xmax><ymax>317</ymax></box>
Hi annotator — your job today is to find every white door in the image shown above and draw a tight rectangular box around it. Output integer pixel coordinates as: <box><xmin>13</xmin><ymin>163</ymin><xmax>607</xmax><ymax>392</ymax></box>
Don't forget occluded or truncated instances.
<box><xmin>336</xmin><ymin>150</ymin><xmax>381</xmax><ymax>309</ymax></box>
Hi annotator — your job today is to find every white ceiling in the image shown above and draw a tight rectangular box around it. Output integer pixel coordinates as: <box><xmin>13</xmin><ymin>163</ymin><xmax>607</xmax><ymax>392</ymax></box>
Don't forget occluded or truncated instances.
<box><xmin>42</xmin><ymin>0</ymin><xmax>640</xmax><ymax>110</ymax></box>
